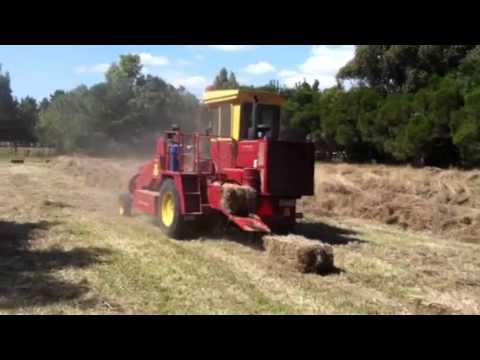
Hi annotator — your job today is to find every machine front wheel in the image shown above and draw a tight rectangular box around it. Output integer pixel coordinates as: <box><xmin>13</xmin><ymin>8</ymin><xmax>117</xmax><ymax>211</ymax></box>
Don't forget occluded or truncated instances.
<box><xmin>157</xmin><ymin>179</ymin><xmax>185</xmax><ymax>239</ymax></box>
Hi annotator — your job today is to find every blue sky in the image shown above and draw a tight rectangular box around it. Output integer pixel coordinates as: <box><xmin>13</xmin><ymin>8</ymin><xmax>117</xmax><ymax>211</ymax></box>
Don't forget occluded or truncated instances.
<box><xmin>0</xmin><ymin>45</ymin><xmax>355</xmax><ymax>101</ymax></box>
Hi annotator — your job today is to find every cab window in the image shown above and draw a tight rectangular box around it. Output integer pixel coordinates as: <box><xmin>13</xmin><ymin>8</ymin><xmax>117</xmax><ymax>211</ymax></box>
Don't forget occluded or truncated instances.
<box><xmin>240</xmin><ymin>103</ymin><xmax>280</xmax><ymax>140</ymax></box>
<box><xmin>208</xmin><ymin>104</ymin><xmax>232</xmax><ymax>138</ymax></box>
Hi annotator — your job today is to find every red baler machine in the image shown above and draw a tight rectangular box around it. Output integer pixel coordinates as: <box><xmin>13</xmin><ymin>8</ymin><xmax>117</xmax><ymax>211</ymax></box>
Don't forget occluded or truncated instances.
<box><xmin>119</xmin><ymin>89</ymin><xmax>315</xmax><ymax>239</ymax></box>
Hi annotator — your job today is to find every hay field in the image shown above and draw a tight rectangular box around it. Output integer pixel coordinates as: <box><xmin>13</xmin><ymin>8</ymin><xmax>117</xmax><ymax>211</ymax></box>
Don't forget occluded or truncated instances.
<box><xmin>1</xmin><ymin>156</ymin><xmax>479</xmax><ymax>314</ymax></box>
<box><xmin>302</xmin><ymin>163</ymin><xmax>480</xmax><ymax>243</ymax></box>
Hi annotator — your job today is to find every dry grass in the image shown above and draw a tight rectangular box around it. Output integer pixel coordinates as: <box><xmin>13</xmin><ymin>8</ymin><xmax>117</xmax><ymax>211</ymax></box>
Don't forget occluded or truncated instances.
<box><xmin>1</xmin><ymin>157</ymin><xmax>480</xmax><ymax>314</ymax></box>
<box><xmin>301</xmin><ymin>163</ymin><xmax>480</xmax><ymax>243</ymax></box>
<box><xmin>51</xmin><ymin>155</ymin><xmax>145</xmax><ymax>193</ymax></box>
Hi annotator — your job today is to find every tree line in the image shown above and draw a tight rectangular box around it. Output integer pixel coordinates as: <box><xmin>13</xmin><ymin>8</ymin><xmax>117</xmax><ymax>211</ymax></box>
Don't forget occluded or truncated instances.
<box><xmin>37</xmin><ymin>55</ymin><xmax>200</xmax><ymax>154</ymax></box>
<box><xmin>0</xmin><ymin>55</ymin><xmax>200</xmax><ymax>154</ymax></box>
<box><xmin>223</xmin><ymin>45</ymin><xmax>480</xmax><ymax>167</ymax></box>
<box><xmin>1</xmin><ymin>46</ymin><xmax>480</xmax><ymax>166</ymax></box>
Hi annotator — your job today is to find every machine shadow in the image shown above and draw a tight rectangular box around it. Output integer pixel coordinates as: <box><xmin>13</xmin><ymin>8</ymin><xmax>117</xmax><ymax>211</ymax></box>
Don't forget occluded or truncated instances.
<box><xmin>0</xmin><ymin>220</ymin><xmax>112</xmax><ymax>310</ymax></box>
<box><xmin>194</xmin><ymin>219</ymin><xmax>365</xmax><ymax>248</ymax></box>
<box><xmin>293</xmin><ymin>221</ymin><xmax>365</xmax><ymax>246</ymax></box>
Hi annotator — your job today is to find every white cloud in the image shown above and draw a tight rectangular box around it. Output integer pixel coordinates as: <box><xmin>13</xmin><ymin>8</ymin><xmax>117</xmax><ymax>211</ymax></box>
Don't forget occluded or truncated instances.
<box><xmin>278</xmin><ymin>45</ymin><xmax>355</xmax><ymax>88</ymax></box>
<box><xmin>237</xmin><ymin>76</ymin><xmax>251</xmax><ymax>85</ymax></box>
<box><xmin>207</xmin><ymin>45</ymin><xmax>256</xmax><ymax>52</ymax></box>
<box><xmin>75</xmin><ymin>53</ymin><xmax>170</xmax><ymax>75</ymax></box>
<box><xmin>74</xmin><ymin>63</ymin><xmax>110</xmax><ymax>74</ymax></box>
<box><xmin>177</xmin><ymin>59</ymin><xmax>193</xmax><ymax>66</ymax></box>
<box><xmin>137</xmin><ymin>52</ymin><xmax>169</xmax><ymax>66</ymax></box>
<box><xmin>278</xmin><ymin>72</ymin><xmax>340</xmax><ymax>88</ymax></box>
<box><xmin>171</xmin><ymin>75</ymin><xmax>208</xmax><ymax>90</ymax></box>
<box><xmin>277</xmin><ymin>69</ymin><xmax>297</xmax><ymax>77</ymax></box>
<box><xmin>194</xmin><ymin>54</ymin><xmax>205</xmax><ymax>61</ymax></box>
<box><xmin>73</xmin><ymin>66</ymin><xmax>87</xmax><ymax>74</ymax></box>
<box><xmin>244</xmin><ymin>61</ymin><xmax>276</xmax><ymax>75</ymax></box>
<box><xmin>135</xmin><ymin>66</ymin><xmax>207</xmax><ymax>95</ymax></box>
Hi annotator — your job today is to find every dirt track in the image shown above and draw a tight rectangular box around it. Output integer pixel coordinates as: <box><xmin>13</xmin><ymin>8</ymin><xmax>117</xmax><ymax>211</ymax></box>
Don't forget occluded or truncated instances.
<box><xmin>1</xmin><ymin>156</ymin><xmax>480</xmax><ymax>314</ymax></box>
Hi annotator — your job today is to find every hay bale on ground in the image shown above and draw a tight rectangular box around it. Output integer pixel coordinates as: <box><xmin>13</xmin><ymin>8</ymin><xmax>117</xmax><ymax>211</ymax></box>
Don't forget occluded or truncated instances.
<box><xmin>263</xmin><ymin>235</ymin><xmax>334</xmax><ymax>274</ymax></box>
<box><xmin>221</xmin><ymin>183</ymin><xmax>257</xmax><ymax>215</ymax></box>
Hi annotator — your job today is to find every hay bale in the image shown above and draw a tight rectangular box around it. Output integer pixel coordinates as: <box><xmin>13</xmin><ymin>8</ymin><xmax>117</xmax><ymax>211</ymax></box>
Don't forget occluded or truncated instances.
<box><xmin>221</xmin><ymin>183</ymin><xmax>256</xmax><ymax>215</ymax></box>
<box><xmin>263</xmin><ymin>235</ymin><xmax>334</xmax><ymax>274</ymax></box>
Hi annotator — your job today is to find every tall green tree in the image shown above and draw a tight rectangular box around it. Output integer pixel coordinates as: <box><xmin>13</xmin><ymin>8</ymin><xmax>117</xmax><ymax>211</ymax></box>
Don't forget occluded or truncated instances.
<box><xmin>0</xmin><ymin>65</ymin><xmax>18</xmax><ymax>140</ymax></box>
<box><xmin>338</xmin><ymin>45</ymin><xmax>476</xmax><ymax>94</ymax></box>
<box><xmin>37</xmin><ymin>54</ymin><xmax>200</xmax><ymax>154</ymax></box>
<box><xmin>451</xmin><ymin>88</ymin><xmax>480</xmax><ymax>166</ymax></box>
<box><xmin>17</xmin><ymin>96</ymin><xmax>39</xmax><ymax>142</ymax></box>
<box><xmin>212</xmin><ymin>68</ymin><xmax>240</xmax><ymax>89</ymax></box>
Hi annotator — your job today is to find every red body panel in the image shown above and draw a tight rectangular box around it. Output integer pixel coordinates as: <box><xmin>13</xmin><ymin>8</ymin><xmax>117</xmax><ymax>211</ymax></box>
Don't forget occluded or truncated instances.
<box><xmin>227</xmin><ymin>215</ymin><xmax>270</xmax><ymax>233</ymax></box>
<box><xmin>222</xmin><ymin>168</ymin><xmax>244</xmax><ymax>185</ymax></box>
<box><xmin>243</xmin><ymin>168</ymin><xmax>260</xmax><ymax>190</ymax></box>
<box><xmin>210</xmin><ymin>139</ymin><xmax>236</xmax><ymax>170</ymax></box>
<box><xmin>236</xmin><ymin>141</ymin><xmax>259</xmax><ymax>168</ymax></box>
<box><xmin>207</xmin><ymin>182</ymin><xmax>222</xmax><ymax>210</ymax></box>
<box><xmin>172</xmin><ymin>174</ymin><xmax>186</xmax><ymax>214</ymax></box>
<box><xmin>135</xmin><ymin>162</ymin><xmax>155</xmax><ymax>190</ymax></box>
<box><xmin>133</xmin><ymin>189</ymin><xmax>158</xmax><ymax>215</ymax></box>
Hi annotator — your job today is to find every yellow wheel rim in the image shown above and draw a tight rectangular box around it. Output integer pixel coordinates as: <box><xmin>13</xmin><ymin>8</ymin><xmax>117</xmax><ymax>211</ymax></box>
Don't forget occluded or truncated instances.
<box><xmin>161</xmin><ymin>192</ymin><xmax>175</xmax><ymax>227</ymax></box>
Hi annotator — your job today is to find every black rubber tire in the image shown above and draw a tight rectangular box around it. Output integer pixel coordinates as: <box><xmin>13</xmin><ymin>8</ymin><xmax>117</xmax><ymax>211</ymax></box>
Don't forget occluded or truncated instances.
<box><xmin>118</xmin><ymin>193</ymin><xmax>132</xmax><ymax>217</ymax></box>
<box><xmin>157</xmin><ymin>178</ymin><xmax>185</xmax><ymax>239</ymax></box>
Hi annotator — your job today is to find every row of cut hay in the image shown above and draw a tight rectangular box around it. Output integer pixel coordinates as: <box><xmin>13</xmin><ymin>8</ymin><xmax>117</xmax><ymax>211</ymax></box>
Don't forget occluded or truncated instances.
<box><xmin>301</xmin><ymin>162</ymin><xmax>480</xmax><ymax>243</ymax></box>
<box><xmin>50</xmin><ymin>156</ymin><xmax>143</xmax><ymax>192</ymax></box>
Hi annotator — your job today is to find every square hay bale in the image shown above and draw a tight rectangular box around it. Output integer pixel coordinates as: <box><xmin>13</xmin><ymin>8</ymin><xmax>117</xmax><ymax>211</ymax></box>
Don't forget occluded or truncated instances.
<box><xmin>263</xmin><ymin>235</ymin><xmax>334</xmax><ymax>274</ymax></box>
<box><xmin>221</xmin><ymin>183</ymin><xmax>257</xmax><ymax>215</ymax></box>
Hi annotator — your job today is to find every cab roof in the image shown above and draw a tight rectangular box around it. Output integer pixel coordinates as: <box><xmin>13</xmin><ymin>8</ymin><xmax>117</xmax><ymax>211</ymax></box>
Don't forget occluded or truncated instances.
<box><xmin>202</xmin><ymin>89</ymin><xmax>286</xmax><ymax>107</ymax></box>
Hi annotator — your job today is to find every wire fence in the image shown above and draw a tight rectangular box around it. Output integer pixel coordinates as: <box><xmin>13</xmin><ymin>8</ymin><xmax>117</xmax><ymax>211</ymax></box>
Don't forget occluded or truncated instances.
<box><xmin>0</xmin><ymin>142</ymin><xmax>55</xmax><ymax>158</ymax></box>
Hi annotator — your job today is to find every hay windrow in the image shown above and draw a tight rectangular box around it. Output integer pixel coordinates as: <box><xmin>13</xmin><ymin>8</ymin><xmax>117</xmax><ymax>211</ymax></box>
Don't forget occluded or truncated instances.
<box><xmin>302</xmin><ymin>163</ymin><xmax>480</xmax><ymax>243</ymax></box>
<box><xmin>50</xmin><ymin>155</ymin><xmax>143</xmax><ymax>192</ymax></box>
